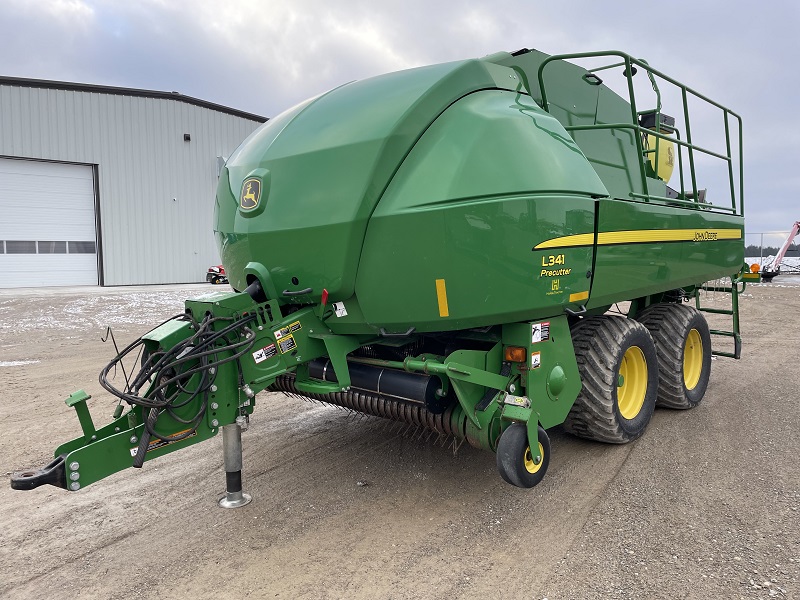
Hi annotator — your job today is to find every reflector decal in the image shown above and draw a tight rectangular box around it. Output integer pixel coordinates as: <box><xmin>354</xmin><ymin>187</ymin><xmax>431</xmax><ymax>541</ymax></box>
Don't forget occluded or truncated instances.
<box><xmin>569</xmin><ymin>291</ymin><xmax>589</xmax><ymax>302</ymax></box>
<box><xmin>435</xmin><ymin>278</ymin><xmax>449</xmax><ymax>318</ymax></box>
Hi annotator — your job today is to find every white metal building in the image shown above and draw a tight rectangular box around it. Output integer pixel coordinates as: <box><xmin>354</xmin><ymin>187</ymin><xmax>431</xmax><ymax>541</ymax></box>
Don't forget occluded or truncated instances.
<box><xmin>0</xmin><ymin>77</ymin><xmax>266</xmax><ymax>288</ymax></box>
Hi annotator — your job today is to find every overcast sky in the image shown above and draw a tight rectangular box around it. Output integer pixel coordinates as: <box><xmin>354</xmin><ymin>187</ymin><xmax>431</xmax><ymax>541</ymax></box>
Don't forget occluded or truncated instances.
<box><xmin>1</xmin><ymin>0</ymin><xmax>797</xmax><ymax>245</ymax></box>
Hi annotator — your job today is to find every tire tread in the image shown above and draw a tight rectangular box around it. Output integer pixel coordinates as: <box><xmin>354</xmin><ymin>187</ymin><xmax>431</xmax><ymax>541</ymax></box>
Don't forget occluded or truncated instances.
<box><xmin>637</xmin><ymin>303</ymin><xmax>710</xmax><ymax>409</ymax></box>
<box><xmin>564</xmin><ymin>316</ymin><xmax>657</xmax><ymax>444</ymax></box>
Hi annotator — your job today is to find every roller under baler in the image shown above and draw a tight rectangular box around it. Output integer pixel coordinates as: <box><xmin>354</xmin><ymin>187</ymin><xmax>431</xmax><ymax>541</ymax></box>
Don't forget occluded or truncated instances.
<box><xmin>12</xmin><ymin>48</ymin><xmax>746</xmax><ymax>503</ymax></box>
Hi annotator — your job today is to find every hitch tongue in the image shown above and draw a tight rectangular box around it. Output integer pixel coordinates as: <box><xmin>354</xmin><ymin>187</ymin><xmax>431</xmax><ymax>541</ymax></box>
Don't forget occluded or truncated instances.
<box><xmin>11</xmin><ymin>454</ymin><xmax>68</xmax><ymax>490</ymax></box>
<box><xmin>11</xmin><ymin>390</ymin><xmax>98</xmax><ymax>491</ymax></box>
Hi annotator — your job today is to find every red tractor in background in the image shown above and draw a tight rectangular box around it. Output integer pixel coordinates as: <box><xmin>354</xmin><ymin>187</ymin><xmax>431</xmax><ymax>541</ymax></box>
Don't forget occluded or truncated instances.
<box><xmin>205</xmin><ymin>265</ymin><xmax>228</xmax><ymax>285</ymax></box>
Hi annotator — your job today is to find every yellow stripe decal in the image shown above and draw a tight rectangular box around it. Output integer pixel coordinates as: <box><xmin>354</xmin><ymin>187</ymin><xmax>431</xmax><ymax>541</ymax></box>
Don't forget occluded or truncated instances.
<box><xmin>435</xmin><ymin>278</ymin><xmax>449</xmax><ymax>318</ymax></box>
<box><xmin>534</xmin><ymin>228</ymin><xmax>741</xmax><ymax>249</ymax></box>
<box><xmin>597</xmin><ymin>228</ymin><xmax>741</xmax><ymax>245</ymax></box>
<box><xmin>569</xmin><ymin>290</ymin><xmax>590</xmax><ymax>303</ymax></box>
<box><xmin>534</xmin><ymin>233</ymin><xmax>595</xmax><ymax>250</ymax></box>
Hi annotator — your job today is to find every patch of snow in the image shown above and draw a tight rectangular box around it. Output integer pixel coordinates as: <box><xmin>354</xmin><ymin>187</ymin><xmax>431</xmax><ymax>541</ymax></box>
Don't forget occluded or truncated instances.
<box><xmin>0</xmin><ymin>360</ymin><xmax>40</xmax><ymax>367</ymax></box>
<box><xmin>0</xmin><ymin>290</ymin><xmax>193</xmax><ymax>333</ymax></box>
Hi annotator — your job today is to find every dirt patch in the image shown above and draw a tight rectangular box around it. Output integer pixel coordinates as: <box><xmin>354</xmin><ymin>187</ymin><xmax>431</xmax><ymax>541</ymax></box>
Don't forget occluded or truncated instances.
<box><xmin>1</xmin><ymin>281</ymin><xmax>798</xmax><ymax>599</ymax></box>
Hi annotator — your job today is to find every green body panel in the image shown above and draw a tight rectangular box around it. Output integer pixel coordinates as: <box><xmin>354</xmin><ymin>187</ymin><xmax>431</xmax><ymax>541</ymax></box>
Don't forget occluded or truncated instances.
<box><xmin>588</xmin><ymin>199</ymin><xmax>745</xmax><ymax>309</ymax></box>
<box><xmin>501</xmin><ymin>317</ymin><xmax>581</xmax><ymax>429</ymax></box>
<box><xmin>355</xmin><ymin>89</ymin><xmax>603</xmax><ymax>332</ymax></box>
<box><xmin>493</xmin><ymin>50</ymin><xmax>664</xmax><ymax>201</ymax></box>
<box><xmin>216</xmin><ymin>59</ymin><xmax>522</xmax><ymax>301</ymax></box>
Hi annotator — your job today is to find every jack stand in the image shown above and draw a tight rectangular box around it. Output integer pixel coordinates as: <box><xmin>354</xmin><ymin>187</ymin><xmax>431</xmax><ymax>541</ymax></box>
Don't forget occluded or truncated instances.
<box><xmin>218</xmin><ymin>421</ymin><xmax>252</xmax><ymax>509</ymax></box>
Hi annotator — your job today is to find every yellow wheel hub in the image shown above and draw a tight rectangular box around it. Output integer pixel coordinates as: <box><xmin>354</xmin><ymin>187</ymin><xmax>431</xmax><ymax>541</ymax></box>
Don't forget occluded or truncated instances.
<box><xmin>617</xmin><ymin>346</ymin><xmax>648</xmax><ymax>420</ymax></box>
<box><xmin>524</xmin><ymin>442</ymin><xmax>545</xmax><ymax>474</ymax></box>
<box><xmin>683</xmin><ymin>329</ymin><xmax>703</xmax><ymax>390</ymax></box>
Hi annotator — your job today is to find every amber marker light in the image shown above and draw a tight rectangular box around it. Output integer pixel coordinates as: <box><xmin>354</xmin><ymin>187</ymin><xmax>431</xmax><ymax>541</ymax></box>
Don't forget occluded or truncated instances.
<box><xmin>504</xmin><ymin>346</ymin><xmax>527</xmax><ymax>362</ymax></box>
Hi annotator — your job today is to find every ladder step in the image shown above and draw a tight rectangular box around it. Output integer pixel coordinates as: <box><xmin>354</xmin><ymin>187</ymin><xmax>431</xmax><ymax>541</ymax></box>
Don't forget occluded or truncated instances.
<box><xmin>695</xmin><ymin>274</ymin><xmax>742</xmax><ymax>360</ymax></box>
<box><xmin>699</xmin><ymin>307</ymin><xmax>734</xmax><ymax>315</ymax></box>
<box><xmin>709</xmin><ymin>329</ymin><xmax>736</xmax><ymax>337</ymax></box>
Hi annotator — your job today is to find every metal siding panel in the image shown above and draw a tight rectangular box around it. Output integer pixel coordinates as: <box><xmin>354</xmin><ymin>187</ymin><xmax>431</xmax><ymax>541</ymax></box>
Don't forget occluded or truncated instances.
<box><xmin>0</xmin><ymin>84</ymin><xmax>263</xmax><ymax>285</ymax></box>
<box><xmin>11</xmin><ymin>86</ymin><xmax>23</xmax><ymax>154</ymax></box>
<box><xmin>55</xmin><ymin>89</ymin><xmax>67</xmax><ymax>158</ymax></box>
<box><xmin>0</xmin><ymin>86</ymin><xmax>11</xmax><ymax>155</ymax></box>
<box><xmin>29</xmin><ymin>88</ymin><xmax>41</xmax><ymax>157</ymax></box>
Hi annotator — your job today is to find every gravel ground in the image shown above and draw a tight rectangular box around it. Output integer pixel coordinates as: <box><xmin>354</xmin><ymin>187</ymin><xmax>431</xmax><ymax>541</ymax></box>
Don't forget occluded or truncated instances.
<box><xmin>0</xmin><ymin>280</ymin><xmax>798</xmax><ymax>599</ymax></box>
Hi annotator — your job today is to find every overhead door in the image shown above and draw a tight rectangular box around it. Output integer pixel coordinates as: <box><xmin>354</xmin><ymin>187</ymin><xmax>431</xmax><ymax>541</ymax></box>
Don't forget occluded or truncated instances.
<box><xmin>0</xmin><ymin>158</ymin><xmax>98</xmax><ymax>288</ymax></box>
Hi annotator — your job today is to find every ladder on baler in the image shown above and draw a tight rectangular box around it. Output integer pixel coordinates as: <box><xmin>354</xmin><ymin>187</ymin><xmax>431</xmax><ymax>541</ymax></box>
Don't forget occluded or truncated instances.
<box><xmin>695</xmin><ymin>275</ymin><xmax>744</xmax><ymax>359</ymax></box>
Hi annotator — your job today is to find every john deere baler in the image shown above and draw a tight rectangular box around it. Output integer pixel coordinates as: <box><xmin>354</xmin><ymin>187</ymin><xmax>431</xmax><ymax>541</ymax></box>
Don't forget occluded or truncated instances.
<box><xmin>12</xmin><ymin>48</ymin><xmax>745</xmax><ymax>503</ymax></box>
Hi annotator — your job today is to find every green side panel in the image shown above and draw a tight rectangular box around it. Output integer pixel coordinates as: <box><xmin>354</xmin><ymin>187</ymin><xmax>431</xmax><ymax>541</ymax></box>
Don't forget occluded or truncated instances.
<box><xmin>355</xmin><ymin>89</ymin><xmax>604</xmax><ymax>332</ymax></box>
<box><xmin>215</xmin><ymin>59</ymin><xmax>515</xmax><ymax>300</ymax></box>
<box><xmin>580</xmin><ymin>86</ymin><xmax>653</xmax><ymax>200</ymax></box>
<box><xmin>496</xmin><ymin>50</ymin><xmax>666</xmax><ymax>202</ymax></box>
<box><xmin>588</xmin><ymin>199</ymin><xmax>745</xmax><ymax>308</ymax></box>
<box><xmin>488</xmin><ymin>50</ymin><xmax>550</xmax><ymax>103</ymax></box>
<box><xmin>502</xmin><ymin>317</ymin><xmax>582</xmax><ymax>429</ymax></box>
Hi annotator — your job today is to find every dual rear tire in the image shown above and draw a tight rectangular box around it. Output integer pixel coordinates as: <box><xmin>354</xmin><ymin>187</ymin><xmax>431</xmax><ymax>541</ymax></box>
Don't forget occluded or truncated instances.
<box><xmin>563</xmin><ymin>316</ymin><xmax>659</xmax><ymax>443</ymax></box>
<box><xmin>496</xmin><ymin>303</ymin><xmax>712</xmax><ymax>487</ymax></box>
<box><xmin>563</xmin><ymin>304</ymin><xmax>712</xmax><ymax>445</ymax></box>
<box><xmin>637</xmin><ymin>303</ymin><xmax>712</xmax><ymax>409</ymax></box>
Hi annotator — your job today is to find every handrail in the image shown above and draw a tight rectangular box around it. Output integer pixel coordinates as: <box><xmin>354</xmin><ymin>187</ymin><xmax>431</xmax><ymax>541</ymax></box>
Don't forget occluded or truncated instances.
<box><xmin>536</xmin><ymin>50</ymin><xmax>744</xmax><ymax>217</ymax></box>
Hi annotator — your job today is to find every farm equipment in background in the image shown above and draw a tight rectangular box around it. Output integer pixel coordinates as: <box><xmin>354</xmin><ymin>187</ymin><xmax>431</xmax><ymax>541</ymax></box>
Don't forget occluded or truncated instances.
<box><xmin>759</xmin><ymin>221</ymin><xmax>800</xmax><ymax>282</ymax></box>
<box><xmin>206</xmin><ymin>265</ymin><xmax>229</xmax><ymax>285</ymax></box>
<box><xmin>12</xmin><ymin>48</ymin><xmax>746</xmax><ymax>505</ymax></box>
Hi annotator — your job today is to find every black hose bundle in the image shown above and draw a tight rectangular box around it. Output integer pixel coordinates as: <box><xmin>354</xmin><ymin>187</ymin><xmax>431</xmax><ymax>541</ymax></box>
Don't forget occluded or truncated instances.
<box><xmin>99</xmin><ymin>312</ymin><xmax>257</xmax><ymax>463</ymax></box>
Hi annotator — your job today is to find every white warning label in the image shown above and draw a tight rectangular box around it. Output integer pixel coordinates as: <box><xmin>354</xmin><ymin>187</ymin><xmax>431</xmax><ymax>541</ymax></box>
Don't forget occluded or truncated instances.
<box><xmin>252</xmin><ymin>343</ymin><xmax>277</xmax><ymax>364</ymax></box>
<box><xmin>531</xmin><ymin>321</ymin><xmax>550</xmax><ymax>344</ymax></box>
<box><xmin>531</xmin><ymin>351</ymin><xmax>541</xmax><ymax>369</ymax></box>
<box><xmin>333</xmin><ymin>302</ymin><xmax>348</xmax><ymax>317</ymax></box>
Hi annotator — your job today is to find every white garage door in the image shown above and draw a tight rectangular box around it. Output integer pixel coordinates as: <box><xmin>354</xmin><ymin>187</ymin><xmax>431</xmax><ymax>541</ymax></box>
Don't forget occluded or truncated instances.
<box><xmin>0</xmin><ymin>158</ymin><xmax>98</xmax><ymax>288</ymax></box>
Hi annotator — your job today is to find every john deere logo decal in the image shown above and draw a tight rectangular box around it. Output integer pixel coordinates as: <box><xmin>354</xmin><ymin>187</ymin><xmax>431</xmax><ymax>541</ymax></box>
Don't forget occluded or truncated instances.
<box><xmin>240</xmin><ymin>178</ymin><xmax>261</xmax><ymax>210</ymax></box>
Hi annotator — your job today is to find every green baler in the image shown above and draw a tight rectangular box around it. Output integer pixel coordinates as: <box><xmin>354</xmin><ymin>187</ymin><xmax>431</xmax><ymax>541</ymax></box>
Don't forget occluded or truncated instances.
<box><xmin>12</xmin><ymin>48</ymin><xmax>745</xmax><ymax>502</ymax></box>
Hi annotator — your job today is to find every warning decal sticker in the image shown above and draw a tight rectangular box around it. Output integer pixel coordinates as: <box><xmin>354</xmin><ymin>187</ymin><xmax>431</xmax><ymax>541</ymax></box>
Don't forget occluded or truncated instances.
<box><xmin>130</xmin><ymin>429</ymin><xmax>197</xmax><ymax>456</ymax></box>
<box><xmin>278</xmin><ymin>334</ymin><xmax>297</xmax><ymax>354</ymax></box>
<box><xmin>274</xmin><ymin>326</ymin><xmax>291</xmax><ymax>340</ymax></box>
<box><xmin>531</xmin><ymin>351</ymin><xmax>541</xmax><ymax>369</ymax></box>
<box><xmin>531</xmin><ymin>321</ymin><xmax>551</xmax><ymax>344</ymax></box>
<box><xmin>252</xmin><ymin>343</ymin><xmax>277</xmax><ymax>364</ymax></box>
<box><xmin>289</xmin><ymin>320</ymin><xmax>302</xmax><ymax>333</ymax></box>
<box><xmin>333</xmin><ymin>302</ymin><xmax>348</xmax><ymax>317</ymax></box>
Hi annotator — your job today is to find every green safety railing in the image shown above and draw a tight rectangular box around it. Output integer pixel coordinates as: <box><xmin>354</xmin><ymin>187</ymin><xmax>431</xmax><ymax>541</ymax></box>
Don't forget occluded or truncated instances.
<box><xmin>536</xmin><ymin>51</ymin><xmax>744</xmax><ymax>217</ymax></box>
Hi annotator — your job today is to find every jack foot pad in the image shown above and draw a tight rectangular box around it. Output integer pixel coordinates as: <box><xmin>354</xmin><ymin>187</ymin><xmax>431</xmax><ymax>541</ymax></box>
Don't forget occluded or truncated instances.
<box><xmin>219</xmin><ymin>490</ymin><xmax>252</xmax><ymax>509</ymax></box>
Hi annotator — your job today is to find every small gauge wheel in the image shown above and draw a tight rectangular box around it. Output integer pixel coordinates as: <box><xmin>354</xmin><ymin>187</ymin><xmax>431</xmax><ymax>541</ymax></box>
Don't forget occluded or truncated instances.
<box><xmin>496</xmin><ymin>422</ymin><xmax>550</xmax><ymax>488</ymax></box>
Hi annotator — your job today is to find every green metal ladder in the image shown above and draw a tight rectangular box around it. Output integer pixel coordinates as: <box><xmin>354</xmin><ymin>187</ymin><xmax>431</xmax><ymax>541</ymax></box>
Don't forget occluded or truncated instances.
<box><xmin>695</xmin><ymin>275</ymin><xmax>743</xmax><ymax>359</ymax></box>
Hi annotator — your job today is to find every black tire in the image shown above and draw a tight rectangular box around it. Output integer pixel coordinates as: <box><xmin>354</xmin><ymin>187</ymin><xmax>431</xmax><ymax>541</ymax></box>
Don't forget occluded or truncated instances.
<box><xmin>637</xmin><ymin>303</ymin><xmax>712</xmax><ymax>409</ymax></box>
<box><xmin>564</xmin><ymin>316</ymin><xmax>658</xmax><ymax>444</ymax></box>
<box><xmin>496</xmin><ymin>423</ymin><xmax>550</xmax><ymax>488</ymax></box>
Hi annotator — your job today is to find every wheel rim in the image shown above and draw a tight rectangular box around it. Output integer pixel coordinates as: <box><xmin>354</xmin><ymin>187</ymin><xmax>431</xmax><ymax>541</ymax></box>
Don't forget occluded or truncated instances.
<box><xmin>523</xmin><ymin>442</ymin><xmax>545</xmax><ymax>474</ymax></box>
<box><xmin>617</xmin><ymin>345</ymin><xmax>648</xmax><ymax>420</ymax></box>
<box><xmin>683</xmin><ymin>328</ymin><xmax>703</xmax><ymax>390</ymax></box>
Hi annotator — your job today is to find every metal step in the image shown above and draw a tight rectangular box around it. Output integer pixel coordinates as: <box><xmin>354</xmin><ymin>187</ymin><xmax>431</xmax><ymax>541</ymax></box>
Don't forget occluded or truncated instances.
<box><xmin>695</xmin><ymin>276</ymin><xmax>743</xmax><ymax>359</ymax></box>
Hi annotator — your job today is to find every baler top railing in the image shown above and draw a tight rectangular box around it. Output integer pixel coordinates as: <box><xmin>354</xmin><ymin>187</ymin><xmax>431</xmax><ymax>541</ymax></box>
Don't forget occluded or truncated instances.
<box><xmin>536</xmin><ymin>50</ymin><xmax>744</xmax><ymax>217</ymax></box>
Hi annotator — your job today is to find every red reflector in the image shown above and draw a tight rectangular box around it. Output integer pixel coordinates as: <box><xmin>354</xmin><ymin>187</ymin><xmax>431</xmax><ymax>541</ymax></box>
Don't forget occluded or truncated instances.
<box><xmin>321</xmin><ymin>289</ymin><xmax>329</xmax><ymax>306</ymax></box>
